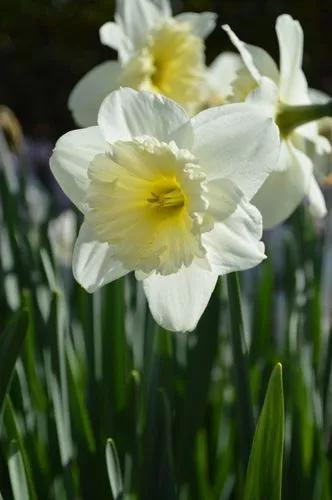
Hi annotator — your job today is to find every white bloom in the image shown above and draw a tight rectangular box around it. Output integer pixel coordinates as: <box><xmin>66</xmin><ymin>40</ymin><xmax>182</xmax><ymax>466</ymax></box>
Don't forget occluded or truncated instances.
<box><xmin>224</xmin><ymin>14</ymin><xmax>331</xmax><ymax>228</ymax></box>
<box><xmin>48</xmin><ymin>210</ymin><xmax>77</xmax><ymax>267</ymax></box>
<box><xmin>69</xmin><ymin>0</ymin><xmax>217</xmax><ymax>127</ymax></box>
<box><xmin>51</xmin><ymin>88</ymin><xmax>279</xmax><ymax>332</ymax></box>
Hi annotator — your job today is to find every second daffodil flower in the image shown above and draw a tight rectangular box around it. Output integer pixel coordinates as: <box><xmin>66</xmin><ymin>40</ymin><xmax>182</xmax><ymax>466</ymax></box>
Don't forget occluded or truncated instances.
<box><xmin>51</xmin><ymin>88</ymin><xmax>279</xmax><ymax>332</ymax></box>
<box><xmin>69</xmin><ymin>0</ymin><xmax>217</xmax><ymax>127</ymax></box>
<box><xmin>224</xmin><ymin>14</ymin><xmax>331</xmax><ymax>228</ymax></box>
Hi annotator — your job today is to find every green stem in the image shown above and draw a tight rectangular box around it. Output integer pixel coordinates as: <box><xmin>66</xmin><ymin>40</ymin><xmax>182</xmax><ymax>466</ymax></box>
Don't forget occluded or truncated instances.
<box><xmin>276</xmin><ymin>100</ymin><xmax>332</xmax><ymax>137</ymax></box>
<box><xmin>226</xmin><ymin>272</ymin><xmax>254</xmax><ymax>466</ymax></box>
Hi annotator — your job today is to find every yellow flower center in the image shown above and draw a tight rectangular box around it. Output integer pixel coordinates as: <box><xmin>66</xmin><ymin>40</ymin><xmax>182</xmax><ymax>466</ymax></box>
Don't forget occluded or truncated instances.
<box><xmin>120</xmin><ymin>20</ymin><xmax>207</xmax><ymax>114</ymax></box>
<box><xmin>147</xmin><ymin>181</ymin><xmax>185</xmax><ymax>211</ymax></box>
<box><xmin>86</xmin><ymin>138</ymin><xmax>212</xmax><ymax>275</ymax></box>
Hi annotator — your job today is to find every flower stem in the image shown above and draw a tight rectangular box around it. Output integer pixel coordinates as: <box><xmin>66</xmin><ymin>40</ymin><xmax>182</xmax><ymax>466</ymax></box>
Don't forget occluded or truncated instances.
<box><xmin>226</xmin><ymin>272</ymin><xmax>254</xmax><ymax>466</ymax></box>
<box><xmin>276</xmin><ymin>100</ymin><xmax>332</xmax><ymax>137</ymax></box>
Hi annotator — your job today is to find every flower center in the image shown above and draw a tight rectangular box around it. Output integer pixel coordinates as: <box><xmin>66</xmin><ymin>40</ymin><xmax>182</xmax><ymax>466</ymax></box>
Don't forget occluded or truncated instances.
<box><xmin>120</xmin><ymin>20</ymin><xmax>207</xmax><ymax>114</ymax></box>
<box><xmin>86</xmin><ymin>138</ymin><xmax>211</xmax><ymax>275</ymax></box>
<box><xmin>147</xmin><ymin>182</ymin><xmax>185</xmax><ymax>211</ymax></box>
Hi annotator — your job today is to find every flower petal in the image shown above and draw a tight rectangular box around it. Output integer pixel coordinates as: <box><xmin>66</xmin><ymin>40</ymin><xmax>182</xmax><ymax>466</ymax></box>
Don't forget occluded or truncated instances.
<box><xmin>175</xmin><ymin>12</ymin><xmax>217</xmax><ymax>38</ymax></box>
<box><xmin>252</xmin><ymin>140</ymin><xmax>312</xmax><ymax>228</ymax></box>
<box><xmin>99</xmin><ymin>22</ymin><xmax>132</xmax><ymax>61</ymax></box>
<box><xmin>208</xmin><ymin>52</ymin><xmax>243</xmax><ymax>100</ymax></box>
<box><xmin>307</xmin><ymin>176</ymin><xmax>327</xmax><ymax>218</ymax></box>
<box><xmin>73</xmin><ymin>221</ymin><xmax>129</xmax><ymax>293</ymax></box>
<box><xmin>191</xmin><ymin>102</ymin><xmax>280</xmax><ymax>199</ymax></box>
<box><xmin>98</xmin><ymin>87</ymin><xmax>193</xmax><ymax>147</ymax></box>
<box><xmin>142</xmin><ymin>262</ymin><xmax>218</xmax><ymax>332</ymax></box>
<box><xmin>275</xmin><ymin>14</ymin><xmax>309</xmax><ymax>104</ymax></box>
<box><xmin>151</xmin><ymin>0</ymin><xmax>171</xmax><ymax>17</ymax></box>
<box><xmin>50</xmin><ymin>127</ymin><xmax>105</xmax><ymax>212</ymax></box>
<box><xmin>68</xmin><ymin>61</ymin><xmax>121</xmax><ymax>127</ymax></box>
<box><xmin>203</xmin><ymin>198</ymin><xmax>265</xmax><ymax>274</ymax></box>
<box><xmin>116</xmin><ymin>0</ymin><xmax>162</xmax><ymax>46</ymax></box>
<box><xmin>222</xmin><ymin>25</ymin><xmax>279</xmax><ymax>83</ymax></box>
<box><xmin>245</xmin><ymin>76</ymin><xmax>279</xmax><ymax>117</ymax></box>
<box><xmin>206</xmin><ymin>178</ymin><xmax>244</xmax><ymax>221</ymax></box>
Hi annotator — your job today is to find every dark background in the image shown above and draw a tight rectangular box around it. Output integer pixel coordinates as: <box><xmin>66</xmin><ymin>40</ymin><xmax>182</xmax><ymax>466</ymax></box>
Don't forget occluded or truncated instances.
<box><xmin>0</xmin><ymin>0</ymin><xmax>331</xmax><ymax>142</ymax></box>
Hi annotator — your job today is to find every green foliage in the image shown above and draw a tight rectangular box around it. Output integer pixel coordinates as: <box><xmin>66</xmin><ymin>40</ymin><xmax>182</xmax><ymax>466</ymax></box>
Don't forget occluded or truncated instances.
<box><xmin>244</xmin><ymin>363</ymin><xmax>284</xmax><ymax>500</ymax></box>
<box><xmin>0</xmin><ymin>138</ymin><xmax>332</xmax><ymax>500</ymax></box>
<box><xmin>0</xmin><ymin>309</ymin><xmax>28</xmax><ymax>410</ymax></box>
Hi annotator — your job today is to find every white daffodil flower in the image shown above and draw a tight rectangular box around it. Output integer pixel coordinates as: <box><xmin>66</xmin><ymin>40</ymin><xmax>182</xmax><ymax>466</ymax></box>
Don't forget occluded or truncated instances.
<box><xmin>206</xmin><ymin>52</ymin><xmax>243</xmax><ymax>107</ymax></box>
<box><xmin>223</xmin><ymin>14</ymin><xmax>331</xmax><ymax>228</ymax></box>
<box><xmin>69</xmin><ymin>0</ymin><xmax>217</xmax><ymax>127</ymax></box>
<box><xmin>51</xmin><ymin>88</ymin><xmax>279</xmax><ymax>332</ymax></box>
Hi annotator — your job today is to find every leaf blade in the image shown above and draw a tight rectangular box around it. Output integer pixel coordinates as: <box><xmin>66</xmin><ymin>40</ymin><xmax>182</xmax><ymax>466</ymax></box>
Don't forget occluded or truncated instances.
<box><xmin>244</xmin><ymin>363</ymin><xmax>284</xmax><ymax>500</ymax></box>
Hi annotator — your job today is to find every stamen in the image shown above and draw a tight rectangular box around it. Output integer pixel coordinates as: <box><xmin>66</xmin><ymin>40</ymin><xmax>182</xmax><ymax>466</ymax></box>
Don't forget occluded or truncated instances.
<box><xmin>147</xmin><ymin>187</ymin><xmax>185</xmax><ymax>209</ymax></box>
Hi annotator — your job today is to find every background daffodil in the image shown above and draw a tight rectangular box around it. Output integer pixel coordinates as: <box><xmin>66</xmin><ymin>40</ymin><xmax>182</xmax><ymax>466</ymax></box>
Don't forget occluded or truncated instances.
<box><xmin>223</xmin><ymin>14</ymin><xmax>331</xmax><ymax>228</ymax></box>
<box><xmin>69</xmin><ymin>0</ymin><xmax>217</xmax><ymax>127</ymax></box>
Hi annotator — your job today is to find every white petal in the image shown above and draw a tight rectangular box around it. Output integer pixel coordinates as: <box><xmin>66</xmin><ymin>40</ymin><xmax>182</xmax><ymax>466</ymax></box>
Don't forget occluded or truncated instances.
<box><xmin>50</xmin><ymin>127</ymin><xmax>105</xmax><ymax>212</ymax></box>
<box><xmin>208</xmin><ymin>52</ymin><xmax>243</xmax><ymax>99</ymax></box>
<box><xmin>309</xmin><ymin>88</ymin><xmax>331</xmax><ymax>104</ymax></box>
<box><xmin>142</xmin><ymin>263</ymin><xmax>218</xmax><ymax>332</ymax></box>
<box><xmin>73</xmin><ymin>221</ymin><xmax>129</xmax><ymax>293</ymax></box>
<box><xmin>206</xmin><ymin>178</ymin><xmax>244</xmax><ymax>221</ymax></box>
<box><xmin>99</xmin><ymin>22</ymin><xmax>132</xmax><ymax>61</ymax></box>
<box><xmin>68</xmin><ymin>61</ymin><xmax>121</xmax><ymax>127</ymax></box>
<box><xmin>175</xmin><ymin>12</ymin><xmax>217</xmax><ymax>38</ymax></box>
<box><xmin>191</xmin><ymin>102</ymin><xmax>280</xmax><ymax>199</ymax></box>
<box><xmin>151</xmin><ymin>0</ymin><xmax>171</xmax><ymax>17</ymax></box>
<box><xmin>203</xmin><ymin>199</ymin><xmax>265</xmax><ymax>274</ymax></box>
<box><xmin>307</xmin><ymin>176</ymin><xmax>327</xmax><ymax>218</ymax></box>
<box><xmin>246</xmin><ymin>76</ymin><xmax>279</xmax><ymax>117</ymax></box>
<box><xmin>275</xmin><ymin>14</ymin><xmax>309</xmax><ymax>104</ymax></box>
<box><xmin>98</xmin><ymin>87</ymin><xmax>193</xmax><ymax>147</ymax></box>
<box><xmin>116</xmin><ymin>0</ymin><xmax>161</xmax><ymax>46</ymax></box>
<box><xmin>222</xmin><ymin>25</ymin><xmax>279</xmax><ymax>83</ymax></box>
<box><xmin>305</xmin><ymin>88</ymin><xmax>332</xmax><ymax>155</ymax></box>
<box><xmin>252</xmin><ymin>140</ymin><xmax>312</xmax><ymax>228</ymax></box>
<box><xmin>303</xmin><ymin>129</ymin><xmax>331</xmax><ymax>155</ymax></box>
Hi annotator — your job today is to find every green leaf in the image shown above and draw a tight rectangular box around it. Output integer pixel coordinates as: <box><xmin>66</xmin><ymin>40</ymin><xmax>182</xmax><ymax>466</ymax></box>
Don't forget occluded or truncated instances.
<box><xmin>3</xmin><ymin>397</ymin><xmax>38</xmax><ymax>500</ymax></box>
<box><xmin>106</xmin><ymin>438</ymin><xmax>124</xmax><ymax>499</ymax></box>
<box><xmin>8</xmin><ymin>440</ymin><xmax>30</xmax><ymax>500</ymax></box>
<box><xmin>244</xmin><ymin>363</ymin><xmax>284</xmax><ymax>500</ymax></box>
<box><xmin>0</xmin><ymin>308</ymin><xmax>28</xmax><ymax>410</ymax></box>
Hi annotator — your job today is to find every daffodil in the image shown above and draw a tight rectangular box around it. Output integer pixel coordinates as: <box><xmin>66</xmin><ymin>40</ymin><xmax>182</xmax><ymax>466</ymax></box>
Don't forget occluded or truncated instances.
<box><xmin>51</xmin><ymin>88</ymin><xmax>279</xmax><ymax>332</ymax></box>
<box><xmin>223</xmin><ymin>14</ymin><xmax>331</xmax><ymax>228</ymax></box>
<box><xmin>69</xmin><ymin>0</ymin><xmax>217</xmax><ymax>127</ymax></box>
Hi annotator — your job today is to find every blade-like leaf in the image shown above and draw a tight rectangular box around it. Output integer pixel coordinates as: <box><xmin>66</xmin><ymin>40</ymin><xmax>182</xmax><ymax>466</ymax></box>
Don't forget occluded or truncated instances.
<box><xmin>8</xmin><ymin>440</ymin><xmax>30</xmax><ymax>500</ymax></box>
<box><xmin>244</xmin><ymin>363</ymin><xmax>284</xmax><ymax>500</ymax></box>
<box><xmin>106</xmin><ymin>438</ymin><xmax>124</xmax><ymax>500</ymax></box>
<box><xmin>3</xmin><ymin>397</ymin><xmax>38</xmax><ymax>500</ymax></box>
<box><xmin>0</xmin><ymin>309</ymin><xmax>28</xmax><ymax>410</ymax></box>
